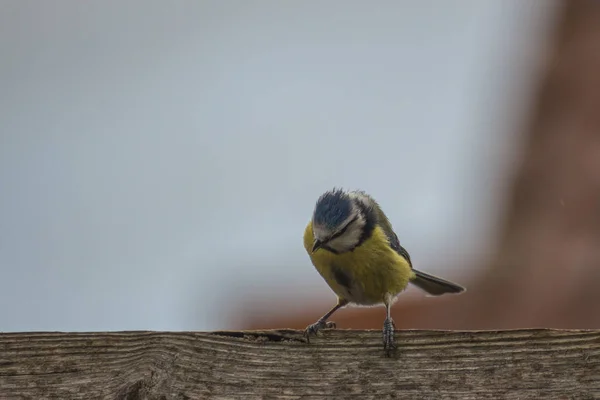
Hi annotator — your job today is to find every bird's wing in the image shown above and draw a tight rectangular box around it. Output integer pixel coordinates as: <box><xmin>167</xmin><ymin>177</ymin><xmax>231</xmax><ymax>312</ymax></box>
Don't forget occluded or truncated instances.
<box><xmin>379</xmin><ymin>217</ymin><xmax>412</xmax><ymax>267</ymax></box>
<box><xmin>353</xmin><ymin>190</ymin><xmax>413</xmax><ymax>267</ymax></box>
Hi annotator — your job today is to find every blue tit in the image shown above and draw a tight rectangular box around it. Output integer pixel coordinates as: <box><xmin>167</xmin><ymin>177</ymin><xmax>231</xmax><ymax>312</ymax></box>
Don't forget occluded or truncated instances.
<box><xmin>303</xmin><ymin>188</ymin><xmax>465</xmax><ymax>356</ymax></box>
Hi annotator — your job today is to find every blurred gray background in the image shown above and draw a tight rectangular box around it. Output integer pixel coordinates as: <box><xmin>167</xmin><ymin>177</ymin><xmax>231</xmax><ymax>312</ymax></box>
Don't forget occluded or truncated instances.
<box><xmin>0</xmin><ymin>1</ymin><xmax>555</xmax><ymax>331</ymax></box>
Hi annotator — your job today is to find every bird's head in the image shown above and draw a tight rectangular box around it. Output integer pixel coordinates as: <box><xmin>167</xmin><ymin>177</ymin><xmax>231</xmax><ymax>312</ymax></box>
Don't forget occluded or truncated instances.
<box><xmin>311</xmin><ymin>188</ymin><xmax>369</xmax><ymax>254</ymax></box>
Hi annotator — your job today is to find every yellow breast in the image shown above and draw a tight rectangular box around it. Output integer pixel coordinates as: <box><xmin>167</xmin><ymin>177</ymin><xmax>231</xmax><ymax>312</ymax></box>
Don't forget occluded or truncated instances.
<box><xmin>303</xmin><ymin>221</ymin><xmax>415</xmax><ymax>305</ymax></box>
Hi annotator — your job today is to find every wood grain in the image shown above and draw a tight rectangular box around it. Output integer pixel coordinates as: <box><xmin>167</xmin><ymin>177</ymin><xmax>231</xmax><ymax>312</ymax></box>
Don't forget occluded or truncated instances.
<box><xmin>1</xmin><ymin>329</ymin><xmax>599</xmax><ymax>399</ymax></box>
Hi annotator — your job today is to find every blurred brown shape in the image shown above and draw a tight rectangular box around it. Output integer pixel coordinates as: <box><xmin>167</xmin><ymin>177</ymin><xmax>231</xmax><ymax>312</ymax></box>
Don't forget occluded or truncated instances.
<box><xmin>471</xmin><ymin>0</ymin><xmax>600</xmax><ymax>329</ymax></box>
<box><xmin>238</xmin><ymin>0</ymin><xmax>600</xmax><ymax>331</ymax></box>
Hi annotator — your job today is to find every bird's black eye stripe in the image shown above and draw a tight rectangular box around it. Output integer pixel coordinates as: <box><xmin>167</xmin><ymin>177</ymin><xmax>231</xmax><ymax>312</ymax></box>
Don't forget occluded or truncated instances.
<box><xmin>328</xmin><ymin>215</ymin><xmax>359</xmax><ymax>242</ymax></box>
<box><xmin>354</xmin><ymin>201</ymin><xmax>376</xmax><ymax>248</ymax></box>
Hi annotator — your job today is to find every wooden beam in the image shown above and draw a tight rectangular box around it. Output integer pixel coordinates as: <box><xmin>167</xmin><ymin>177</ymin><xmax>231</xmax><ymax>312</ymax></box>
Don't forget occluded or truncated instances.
<box><xmin>1</xmin><ymin>329</ymin><xmax>598</xmax><ymax>399</ymax></box>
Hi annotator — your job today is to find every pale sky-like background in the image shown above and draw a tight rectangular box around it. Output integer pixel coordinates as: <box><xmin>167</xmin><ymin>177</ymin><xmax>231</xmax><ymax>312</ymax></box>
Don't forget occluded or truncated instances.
<box><xmin>0</xmin><ymin>1</ymin><xmax>557</xmax><ymax>331</ymax></box>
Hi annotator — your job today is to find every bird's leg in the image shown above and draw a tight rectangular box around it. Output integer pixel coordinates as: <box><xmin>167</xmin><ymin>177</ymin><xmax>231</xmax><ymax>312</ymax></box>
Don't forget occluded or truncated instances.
<box><xmin>304</xmin><ymin>298</ymin><xmax>349</xmax><ymax>342</ymax></box>
<box><xmin>383</xmin><ymin>298</ymin><xmax>396</xmax><ymax>357</ymax></box>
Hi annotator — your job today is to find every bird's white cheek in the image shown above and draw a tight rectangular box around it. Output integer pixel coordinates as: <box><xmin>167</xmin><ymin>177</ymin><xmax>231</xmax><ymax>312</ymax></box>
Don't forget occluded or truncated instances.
<box><xmin>327</xmin><ymin>228</ymin><xmax>361</xmax><ymax>253</ymax></box>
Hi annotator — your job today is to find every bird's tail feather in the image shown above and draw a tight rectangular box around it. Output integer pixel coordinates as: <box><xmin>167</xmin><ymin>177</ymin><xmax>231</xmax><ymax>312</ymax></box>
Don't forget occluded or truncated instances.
<box><xmin>411</xmin><ymin>269</ymin><xmax>465</xmax><ymax>296</ymax></box>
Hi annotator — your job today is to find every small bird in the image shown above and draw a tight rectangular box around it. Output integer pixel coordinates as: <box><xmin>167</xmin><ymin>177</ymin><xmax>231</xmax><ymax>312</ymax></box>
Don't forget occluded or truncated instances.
<box><xmin>303</xmin><ymin>188</ymin><xmax>465</xmax><ymax>356</ymax></box>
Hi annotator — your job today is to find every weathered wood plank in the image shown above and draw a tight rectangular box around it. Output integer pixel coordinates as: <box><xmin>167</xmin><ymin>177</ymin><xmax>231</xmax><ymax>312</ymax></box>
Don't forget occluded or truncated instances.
<box><xmin>0</xmin><ymin>329</ymin><xmax>599</xmax><ymax>399</ymax></box>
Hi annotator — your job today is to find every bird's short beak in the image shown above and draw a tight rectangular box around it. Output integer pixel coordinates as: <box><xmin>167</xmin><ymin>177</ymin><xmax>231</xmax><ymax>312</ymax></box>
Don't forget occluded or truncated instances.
<box><xmin>312</xmin><ymin>239</ymin><xmax>323</xmax><ymax>253</ymax></box>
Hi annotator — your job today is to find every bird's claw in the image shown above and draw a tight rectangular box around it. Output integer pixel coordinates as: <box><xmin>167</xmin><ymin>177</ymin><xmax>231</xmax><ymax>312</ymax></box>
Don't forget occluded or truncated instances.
<box><xmin>383</xmin><ymin>317</ymin><xmax>396</xmax><ymax>357</ymax></box>
<box><xmin>304</xmin><ymin>320</ymin><xmax>336</xmax><ymax>343</ymax></box>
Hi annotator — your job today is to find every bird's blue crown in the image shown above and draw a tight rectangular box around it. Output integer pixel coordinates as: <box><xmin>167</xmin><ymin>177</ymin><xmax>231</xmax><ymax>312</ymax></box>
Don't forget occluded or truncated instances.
<box><xmin>313</xmin><ymin>188</ymin><xmax>352</xmax><ymax>229</ymax></box>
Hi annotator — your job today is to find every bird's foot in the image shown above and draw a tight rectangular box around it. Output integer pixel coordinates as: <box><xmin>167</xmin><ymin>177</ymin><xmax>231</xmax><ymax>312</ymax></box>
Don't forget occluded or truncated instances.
<box><xmin>383</xmin><ymin>317</ymin><xmax>396</xmax><ymax>357</ymax></box>
<box><xmin>304</xmin><ymin>320</ymin><xmax>336</xmax><ymax>343</ymax></box>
